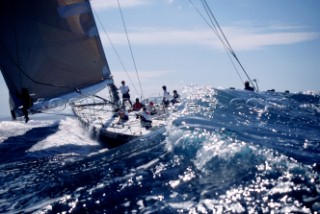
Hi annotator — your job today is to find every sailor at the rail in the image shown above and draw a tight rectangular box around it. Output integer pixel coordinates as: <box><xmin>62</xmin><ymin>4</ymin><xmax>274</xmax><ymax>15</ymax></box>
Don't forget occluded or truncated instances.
<box><xmin>117</xmin><ymin>106</ymin><xmax>129</xmax><ymax>124</ymax></box>
<box><xmin>136</xmin><ymin>107</ymin><xmax>152</xmax><ymax>130</ymax></box>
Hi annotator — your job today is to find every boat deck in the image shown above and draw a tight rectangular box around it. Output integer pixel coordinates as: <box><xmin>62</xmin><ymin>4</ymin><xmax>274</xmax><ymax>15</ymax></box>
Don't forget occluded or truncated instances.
<box><xmin>72</xmin><ymin>102</ymin><xmax>169</xmax><ymax>148</ymax></box>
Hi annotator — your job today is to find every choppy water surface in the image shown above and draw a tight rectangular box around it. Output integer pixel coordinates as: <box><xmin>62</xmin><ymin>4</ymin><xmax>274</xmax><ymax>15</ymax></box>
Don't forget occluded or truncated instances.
<box><xmin>1</xmin><ymin>86</ymin><xmax>319</xmax><ymax>213</ymax></box>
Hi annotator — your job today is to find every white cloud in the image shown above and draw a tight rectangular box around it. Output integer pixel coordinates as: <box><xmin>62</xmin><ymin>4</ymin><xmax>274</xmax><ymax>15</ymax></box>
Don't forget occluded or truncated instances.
<box><xmin>100</xmin><ymin>26</ymin><xmax>319</xmax><ymax>51</ymax></box>
<box><xmin>112</xmin><ymin>70</ymin><xmax>170</xmax><ymax>80</ymax></box>
<box><xmin>229</xmin><ymin>32</ymin><xmax>319</xmax><ymax>51</ymax></box>
<box><xmin>91</xmin><ymin>0</ymin><xmax>151</xmax><ymax>10</ymax></box>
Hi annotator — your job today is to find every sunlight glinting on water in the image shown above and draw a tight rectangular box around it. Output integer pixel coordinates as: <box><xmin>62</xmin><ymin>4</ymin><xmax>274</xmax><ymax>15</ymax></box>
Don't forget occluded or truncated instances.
<box><xmin>1</xmin><ymin>86</ymin><xmax>319</xmax><ymax>213</ymax></box>
<box><xmin>160</xmin><ymin>86</ymin><xmax>320</xmax><ymax>212</ymax></box>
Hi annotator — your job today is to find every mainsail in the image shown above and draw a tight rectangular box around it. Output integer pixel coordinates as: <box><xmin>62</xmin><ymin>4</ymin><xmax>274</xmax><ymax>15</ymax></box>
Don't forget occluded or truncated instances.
<box><xmin>0</xmin><ymin>0</ymin><xmax>114</xmax><ymax>117</ymax></box>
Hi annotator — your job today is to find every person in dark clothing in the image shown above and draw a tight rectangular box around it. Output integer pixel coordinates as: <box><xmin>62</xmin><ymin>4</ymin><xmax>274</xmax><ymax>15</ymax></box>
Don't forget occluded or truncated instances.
<box><xmin>171</xmin><ymin>90</ymin><xmax>180</xmax><ymax>104</ymax></box>
<box><xmin>136</xmin><ymin>107</ymin><xmax>152</xmax><ymax>130</ymax></box>
<box><xmin>117</xmin><ymin>106</ymin><xmax>129</xmax><ymax>124</ymax></box>
<box><xmin>244</xmin><ymin>81</ymin><xmax>254</xmax><ymax>91</ymax></box>
<box><xmin>20</xmin><ymin>88</ymin><xmax>32</xmax><ymax>123</ymax></box>
<box><xmin>132</xmin><ymin>98</ymin><xmax>144</xmax><ymax>111</ymax></box>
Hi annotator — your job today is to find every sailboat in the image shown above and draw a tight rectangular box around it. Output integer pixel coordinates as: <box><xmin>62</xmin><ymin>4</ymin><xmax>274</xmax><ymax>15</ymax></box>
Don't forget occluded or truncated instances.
<box><xmin>0</xmin><ymin>0</ymin><xmax>168</xmax><ymax>149</ymax></box>
<box><xmin>71</xmin><ymin>95</ymin><xmax>168</xmax><ymax>148</ymax></box>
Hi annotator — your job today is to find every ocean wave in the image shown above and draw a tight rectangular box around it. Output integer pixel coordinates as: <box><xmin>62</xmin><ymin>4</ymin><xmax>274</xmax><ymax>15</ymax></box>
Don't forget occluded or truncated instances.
<box><xmin>0</xmin><ymin>86</ymin><xmax>319</xmax><ymax>213</ymax></box>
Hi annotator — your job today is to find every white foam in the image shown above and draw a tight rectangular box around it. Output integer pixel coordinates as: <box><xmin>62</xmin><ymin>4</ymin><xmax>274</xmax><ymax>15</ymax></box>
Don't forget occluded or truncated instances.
<box><xmin>0</xmin><ymin>120</ymin><xmax>55</xmax><ymax>142</ymax></box>
<box><xmin>27</xmin><ymin>117</ymin><xmax>100</xmax><ymax>157</ymax></box>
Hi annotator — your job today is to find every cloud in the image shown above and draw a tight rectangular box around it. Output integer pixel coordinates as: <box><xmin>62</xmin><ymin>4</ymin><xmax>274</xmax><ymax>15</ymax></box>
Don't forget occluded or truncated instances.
<box><xmin>91</xmin><ymin>0</ymin><xmax>151</xmax><ymax>10</ymax></box>
<box><xmin>113</xmin><ymin>70</ymin><xmax>170</xmax><ymax>80</ymax></box>
<box><xmin>100</xmin><ymin>26</ymin><xmax>319</xmax><ymax>51</ymax></box>
<box><xmin>229</xmin><ymin>31</ymin><xmax>319</xmax><ymax>51</ymax></box>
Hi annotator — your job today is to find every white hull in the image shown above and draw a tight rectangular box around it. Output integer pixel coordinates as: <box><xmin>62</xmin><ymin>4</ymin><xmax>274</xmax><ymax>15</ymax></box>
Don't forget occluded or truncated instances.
<box><xmin>72</xmin><ymin>100</ymin><xmax>168</xmax><ymax>149</ymax></box>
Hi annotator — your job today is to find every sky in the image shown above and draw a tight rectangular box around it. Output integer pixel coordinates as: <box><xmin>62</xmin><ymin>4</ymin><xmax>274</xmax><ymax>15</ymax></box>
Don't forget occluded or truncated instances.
<box><xmin>1</xmin><ymin>0</ymin><xmax>320</xmax><ymax>117</ymax></box>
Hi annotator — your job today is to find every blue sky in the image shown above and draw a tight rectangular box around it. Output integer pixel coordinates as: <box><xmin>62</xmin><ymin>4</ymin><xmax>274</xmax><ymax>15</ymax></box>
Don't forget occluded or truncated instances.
<box><xmin>89</xmin><ymin>0</ymin><xmax>320</xmax><ymax>95</ymax></box>
<box><xmin>1</xmin><ymin>0</ymin><xmax>319</xmax><ymax>117</ymax></box>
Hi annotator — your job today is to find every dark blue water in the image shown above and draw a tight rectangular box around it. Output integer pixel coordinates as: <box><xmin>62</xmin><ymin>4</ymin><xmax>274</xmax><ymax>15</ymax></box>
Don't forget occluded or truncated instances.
<box><xmin>1</xmin><ymin>87</ymin><xmax>320</xmax><ymax>213</ymax></box>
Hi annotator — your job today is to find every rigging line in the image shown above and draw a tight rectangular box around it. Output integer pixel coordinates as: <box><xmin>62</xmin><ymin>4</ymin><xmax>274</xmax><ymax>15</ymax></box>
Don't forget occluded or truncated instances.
<box><xmin>69</xmin><ymin>87</ymin><xmax>119</xmax><ymax>107</ymax></box>
<box><xmin>225</xmin><ymin>50</ymin><xmax>245</xmax><ymax>84</ymax></box>
<box><xmin>92</xmin><ymin>7</ymin><xmax>139</xmax><ymax>95</ymax></box>
<box><xmin>17</xmin><ymin>68</ymin><xmax>77</xmax><ymax>89</ymax></box>
<box><xmin>200</xmin><ymin>0</ymin><xmax>233</xmax><ymax>53</ymax></box>
<box><xmin>199</xmin><ymin>0</ymin><xmax>244</xmax><ymax>83</ymax></box>
<box><xmin>0</xmin><ymin>40</ymin><xmax>76</xmax><ymax>90</ymax></box>
<box><xmin>189</xmin><ymin>0</ymin><xmax>244</xmax><ymax>83</ymax></box>
<box><xmin>198</xmin><ymin>0</ymin><xmax>232</xmax><ymax>53</ymax></box>
<box><xmin>189</xmin><ymin>0</ymin><xmax>219</xmax><ymax>37</ymax></box>
<box><xmin>117</xmin><ymin>0</ymin><xmax>144</xmax><ymax>99</ymax></box>
<box><xmin>1</xmin><ymin>23</ymin><xmax>86</xmax><ymax>92</ymax></box>
<box><xmin>200</xmin><ymin>0</ymin><xmax>256</xmax><ymax>89</ymax></box>
<box><xmin>193</xmin><ymin>0</ymin><xmax>253</xmax><ymax>88</ymax></box>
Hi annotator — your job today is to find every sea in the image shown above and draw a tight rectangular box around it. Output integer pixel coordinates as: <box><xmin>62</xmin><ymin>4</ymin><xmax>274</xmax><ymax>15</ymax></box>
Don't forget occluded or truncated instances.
<box><xmin>0</xmin><ymin>86</ymin><xmax>320</xmax><ymax>213</ymax></box>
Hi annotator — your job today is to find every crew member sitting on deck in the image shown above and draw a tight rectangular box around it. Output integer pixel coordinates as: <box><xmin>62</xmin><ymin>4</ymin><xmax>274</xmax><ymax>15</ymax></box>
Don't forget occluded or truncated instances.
<box><xmin>137</xmin><ymin>107</ymin><xmax>152</xmax><ymax>130</ymax></box>
<box><xmin>147</xmin><ymin>101</ymin><xmax>157</xmax><ymax>115</ymax></box>
<box><xmin>118</xmin><ymin>106</ymin><xmax>129</xmax><ymax>124</ymax></box>
<box><xmin>171</xmin><ymin>90</ymin><xmax>180</xmax><ymax>104</ymax></box>
<box><xmin>132</xmin><ymin>98</ymin><xmax>144</xmax><ymax>111</ymax></box>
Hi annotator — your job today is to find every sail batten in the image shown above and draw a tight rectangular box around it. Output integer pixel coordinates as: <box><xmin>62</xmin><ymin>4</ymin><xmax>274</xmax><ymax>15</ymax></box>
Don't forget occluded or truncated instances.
<box><xmin>0</xmin><ymin>0</ymin><xmax>112</xmax><ymax>116</ymax></box>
